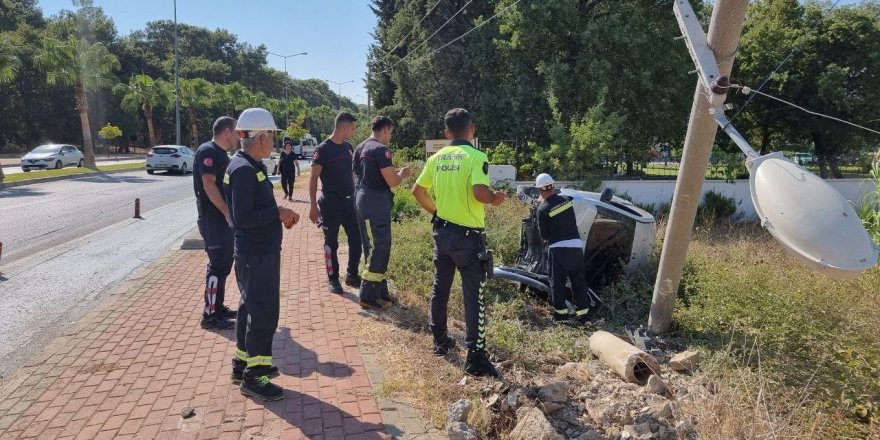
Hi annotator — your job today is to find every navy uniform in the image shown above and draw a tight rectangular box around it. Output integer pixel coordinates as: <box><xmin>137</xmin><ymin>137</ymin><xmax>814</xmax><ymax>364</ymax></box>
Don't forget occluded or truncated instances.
<box><xmin>353</xmin><ymin>137</ymin><xmax>394</xmax><ymax>306</ymax></box>
<box><xmin>313</xmin><ymin>139</ymin><xmax>362</xmax><ymax>289</ymax></box>
<box><xmin>536</xmin><ymin>193</ymin><xmax>594</xmax><ymax>323</ymax></box>
<box><xmin>414</xmin><ymin>139</ymin><xmax>498</xmax><ymax>377</ymax></box>
<box><xmin>224</xmin><ymin>150</ymin><xmax>282</xmax><ymax>395</ymax></box>
<box><xmin>192</xmin><ymin>141</ymin><xmax>235</xmax><ymax>328</ymax></box>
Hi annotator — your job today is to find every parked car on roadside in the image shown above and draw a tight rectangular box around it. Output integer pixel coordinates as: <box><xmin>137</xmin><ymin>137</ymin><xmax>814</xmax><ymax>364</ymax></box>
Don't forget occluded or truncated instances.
<box><xmin>20</xmin><ymin>144</ymin><xmax>84</xmax><ymax>171</ymax></box>
<box><xmin>146</xmin><ymin>145</ymin><xmax>194</xmax><ymax>174</ymax></box>
<box><xmin>792</xmin><ymin>152</ymin><xmax>817</xmax><ymax>166</ymax></box>
<box><xmin>263</xmin><ymin>154</ymin><xmax>279</xmax><ymax>175</ymax></box>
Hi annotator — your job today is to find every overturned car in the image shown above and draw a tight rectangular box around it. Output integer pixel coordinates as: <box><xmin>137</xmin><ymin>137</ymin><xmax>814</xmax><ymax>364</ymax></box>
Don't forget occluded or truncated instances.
<box><xmin>494</xmin><ymin>185</ymin><xmax>656</xmax><ymax>297</ymax></box>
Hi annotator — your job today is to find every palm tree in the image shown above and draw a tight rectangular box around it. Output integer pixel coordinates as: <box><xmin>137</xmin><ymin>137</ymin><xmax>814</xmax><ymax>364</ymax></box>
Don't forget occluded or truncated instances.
<box><xmin>114</xmin><ymin>74</ymin><xmax>170</xmax><ymax>147</ymax></box>
<box><xmin>179</xmin><ymin>78</ymin><xmax>212</xmax><ymax>147</ymax></box>
<box><xmin>34</xmin><ymin>37</ymin><xmax>118</xmax><ymax>169</ymax></box>
<box><xmin>215</xmin><ymin>81</ymin><xmax>250</xmax><ymax>117</ymax></box>
<box><xmin>0</xmin><ymin>49</ymin><xmax>20</xmax><ymax>85</ymax></box>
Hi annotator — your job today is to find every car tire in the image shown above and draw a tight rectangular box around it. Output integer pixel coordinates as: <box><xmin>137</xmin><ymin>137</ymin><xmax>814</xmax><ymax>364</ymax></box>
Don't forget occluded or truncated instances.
<box><xmin>55</xmin><ymin>161</ymin><xmax>62</xmax><ymax>169</ymax></box>
<box><xmin>23</xmin><ymin>169</ymin><xmax>30</xmax><ymax>172</ymax></box>
<box><xmin>77</xmin><ymin>159</ymin><xmax>84</xmax><ymax>167</ymax></box>
<box><xmin>180</xmin><ymin>163</ymin><xmax>188</xmax><ymax>175</ymax></box>
<box><xmin>147</xmin><ymin>169</ymin><xmax>155</xmax><ymax>175</ymax></box>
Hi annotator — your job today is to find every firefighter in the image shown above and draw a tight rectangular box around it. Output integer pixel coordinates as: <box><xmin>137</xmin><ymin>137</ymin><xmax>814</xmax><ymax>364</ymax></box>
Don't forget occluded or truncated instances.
<box><xmin>412</xmin><ymin>108</ymin><xmax>506</xmax><ymax>377</ymax></box>
<box><xmin>353</xmin><ymin>116</ymin><xmax>412</xmax><ymax>309</ymax></box>
<box><xmin>225</xmin><ymin>108</ymin><xmax>299</xmax><ymax>401</ymax></box>
<box><xmin>192</xmin><ymin>116</ymin><xmax>239</xmax><ymax>330</ymax></box>
<box><xmin>535</xmin><ymin>173</ymin><xmax>594</xmax><ymax>326</ymax></box>
<box><xmin>308</xmin><ymin>112</ymin><xmax>362</xmax><ymax>294</ymax></box>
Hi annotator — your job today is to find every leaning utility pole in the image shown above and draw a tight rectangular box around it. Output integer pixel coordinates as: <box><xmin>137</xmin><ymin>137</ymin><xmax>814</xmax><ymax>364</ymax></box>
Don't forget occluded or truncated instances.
<box><xmin>649</xmin><ymin>0</ymin><xmax>749</xmax><ymax>334</ymax></box>
<box><xmin>173</xmin><ymin>0</ymin><xmax>181</xmax><ymax>147</ymax></box>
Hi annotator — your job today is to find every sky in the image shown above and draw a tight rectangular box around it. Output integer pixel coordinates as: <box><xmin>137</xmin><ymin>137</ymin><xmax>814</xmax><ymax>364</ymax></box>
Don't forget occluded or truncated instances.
<box><xmin>36</xmin><ymin>0</ymin><xmax>377</xmax><ymax>104</ymax></box>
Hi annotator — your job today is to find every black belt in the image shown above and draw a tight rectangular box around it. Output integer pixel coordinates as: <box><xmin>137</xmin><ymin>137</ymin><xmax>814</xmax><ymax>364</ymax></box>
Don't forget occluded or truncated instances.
<box><xmin>323</xmin><ymin>192</ymin><xmax>353</xmax><ymax>200</ymax></box>
<box><xmin>433</xmin><ymin>218</ymin><xmax>484</xmax><ymax>236</ymax></box>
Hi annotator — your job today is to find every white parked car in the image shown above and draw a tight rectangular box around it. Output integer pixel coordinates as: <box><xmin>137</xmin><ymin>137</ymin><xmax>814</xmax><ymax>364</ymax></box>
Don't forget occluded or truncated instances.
<box><xmin>262</xmin><ymin>154</ymin><xmax>279</xmax><ymax>175</ymax></box>
<box><xmin>146</xmin><ymin>145</ymin><xmax>194</xmax><ymax>174</ymax></box>
<box><xmin>20</xmin><ymin>144</ymin><xmax>84</xmax><ymax>171</ymax></box>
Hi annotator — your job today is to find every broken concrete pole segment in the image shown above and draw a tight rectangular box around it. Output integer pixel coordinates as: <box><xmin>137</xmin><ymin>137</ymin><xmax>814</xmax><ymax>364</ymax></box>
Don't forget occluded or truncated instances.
<box><xmin>446</xmin><ymin>399</ymin><xmax>478</xmax><ymax>440</ymax></box>
<box><xmin>588</xmin><ymin>331</ymin><xmax>661</xmax><ymax>384</ymax></box>
<box><xmin>669</xmin><ymin>350</ymin><xmax>703</xmax><ymax>372</ymax></box>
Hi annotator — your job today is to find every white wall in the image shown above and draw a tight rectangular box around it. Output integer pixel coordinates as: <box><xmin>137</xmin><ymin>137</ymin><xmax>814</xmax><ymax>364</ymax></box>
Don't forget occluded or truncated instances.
<box><xmin>601</xmin><ymin>179</ymin><xmax>875</xmax><ymax>219</ymax></box>
<box><xmin>511</xmin><ymin>178</ymin><xmax>875</xmax><ymax>219</ymax></box>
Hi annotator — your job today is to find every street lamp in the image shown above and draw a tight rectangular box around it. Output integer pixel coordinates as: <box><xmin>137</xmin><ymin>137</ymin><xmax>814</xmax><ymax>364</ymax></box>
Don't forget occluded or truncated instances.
<box><xmin>268</xmin><ymin>51</ymin><xmax>307</xmax><ymax>127</ymax></box>
<box><xmin>173</xmin><ymin>0</ymin><xmax>180</xmax><ymax>146</ymax></box>
<box><xmin>324</xmin><ymin>79</ymin><xmax>355</xmax><ymax>111</ymax></box>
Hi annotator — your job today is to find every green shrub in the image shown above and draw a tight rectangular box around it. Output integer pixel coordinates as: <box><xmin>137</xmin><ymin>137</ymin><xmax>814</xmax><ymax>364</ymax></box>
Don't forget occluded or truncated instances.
<box><xmin>697</xmin><ymin>190</ymin><xmax>737</xmax><ymax>223</ymax></box>
<box><xmin>856</xmin><ymin>150</ymin><xmax>880</xmax><ymax>244</ymax></box>
<box><xmin>391</xmin><ymin>187</ymin><xmax>422</xmax><ymax>221</ymax></box>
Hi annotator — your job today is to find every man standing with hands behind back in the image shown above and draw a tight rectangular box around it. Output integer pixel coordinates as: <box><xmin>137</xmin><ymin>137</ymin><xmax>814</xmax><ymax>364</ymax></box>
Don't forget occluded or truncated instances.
<box><xmin>308</xmin><ymin>112</ymin><xmax>363</xmax><ymax>294</ymax></box>
<box><xmin>225</xmin><ymin>108</ymin><xmax>298</xmax><ymax>401</ymax></box>
<box><xmin>192</xmin><ymin>116</ymin><xmax>239</xmax><ymax>330</ymax></box>
<box><xmin>412</xmin><ymin>108</ymin><xmax>506</xmax><ymax>377</ymax></box>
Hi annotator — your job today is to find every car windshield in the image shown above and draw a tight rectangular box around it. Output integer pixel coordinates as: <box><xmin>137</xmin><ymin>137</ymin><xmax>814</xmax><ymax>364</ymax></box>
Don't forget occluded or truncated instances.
<box><xmin>152</xmin><ymin>147</ymin><xmax>177</xmax><ymax>154</ymax></box>
<box><xmin>31</xmin><ymin>145</ymin><xmax>61</xmax><ymax>154</ymax></box>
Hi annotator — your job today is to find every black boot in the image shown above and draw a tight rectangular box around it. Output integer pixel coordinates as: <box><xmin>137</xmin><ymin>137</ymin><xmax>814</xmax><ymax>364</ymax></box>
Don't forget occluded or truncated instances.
<box><xmin>240</xmin><ymin>367</ymin><xmax>284</xmax><ymax>401</ymax></box>
<box><xmin>201</xmin><ymin>314</ymin><xmax>234</xmax><ymax>330</ymax></box>
<box><xmin>231</xmin><ymin>358</ymin><xmax>279</xmax><ymax>384</ymax></box>
<box><xmin>359</xmin><ymin>280</ymin><xmax>385</xmax><ymax>310</ymax></box>
<box><xmin>432</xmin><ymin>333</ymin><xmax>456</xmax><ymax>356</ymax></box>
<box><xmin>464</xmin><ymin>349</ymin><xmax>498</xmax><ymax>377</ymax></box>
<box><xmin>345</xmin><ymin>273</ymin><xmax>362</xmax><ymax>288</ymax></box>
<box><xmin>378</xmin><ymin>280</ymin><xmax>398</xmax><ymax>305</ymax></box>
<box><xmin>328</xmin><ymin>278</ymin><xmax>344</xmax><ymax>294</ymax></box>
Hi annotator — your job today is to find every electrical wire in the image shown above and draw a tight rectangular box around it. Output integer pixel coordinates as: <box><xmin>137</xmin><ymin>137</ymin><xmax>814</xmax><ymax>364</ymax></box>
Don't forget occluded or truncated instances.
<box><xmin>379</xmin><ymin>0</ymin><xmax>444</xmax><ymax>63</ymax></box>
<box><xmin>730</xmin><ymin>84</ymin><xmax>880</xmax><ymax>136</ymax></box>
<box><xmin>727</xmin><ymin>0</ymin><xmax>844</xmax><ymax>125</ymax></box>
<box><xmin>379</xmin><ymin>0</ymin><xmax>473</xmax><ymax>74</ymax></box>
<box><xmin>380</xmin><ymin>0</ymin><xmax>523</xmax><ymax>74</ymax></box>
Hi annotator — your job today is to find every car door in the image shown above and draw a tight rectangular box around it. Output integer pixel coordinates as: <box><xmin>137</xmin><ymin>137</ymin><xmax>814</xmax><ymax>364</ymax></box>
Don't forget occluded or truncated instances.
<box><xmin>59</xmin><ymin>146</ymin><xmax>71</xmax><ymax>166</ymax></box>
<box><xmin>183</xmin><ymin>147</ymin><xmax>194</xmax><ymax>170</ymax></box>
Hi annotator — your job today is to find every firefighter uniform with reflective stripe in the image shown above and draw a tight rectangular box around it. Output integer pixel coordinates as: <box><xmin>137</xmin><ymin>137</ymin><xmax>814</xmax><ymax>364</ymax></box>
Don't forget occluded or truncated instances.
<box><xmin>224</xmin><ymin>150</ymin><xmax>282</xmax><ymax>374</ymax></box>
<box><xmin>353</xmin><ymin>137</ymin><xmax>394</xmax><ymax>303</ymax></box>
<box><xmin>536</xmin><ymin>193</ymin><xmax>593</xmax><ymax>319</ymax></box>
<box><xmin>415</xmin><ymin>140</ymin><xmax>490</xmax><ymax>351</ymax></box>
<box><xmin>193</xmin><ymin>141</ymin><xmax>233</xmax><ymax>320</ymax></box>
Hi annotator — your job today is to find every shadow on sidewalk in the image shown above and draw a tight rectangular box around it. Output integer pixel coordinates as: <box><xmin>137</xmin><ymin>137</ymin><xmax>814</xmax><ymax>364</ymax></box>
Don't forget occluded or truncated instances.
<box><xmin>278</xmin><ymin>326</ymin><xmax>354</xmax><ymax>379</ymax></box>
<box><xmin>257</xmin><ymin>390</ymin><xmax>387</xmax><ymax>439</ymax></box>
<box><xmin>0</xmin><ymin>186</ymin><xmax>48</xmax><ymax>198</ymax></box>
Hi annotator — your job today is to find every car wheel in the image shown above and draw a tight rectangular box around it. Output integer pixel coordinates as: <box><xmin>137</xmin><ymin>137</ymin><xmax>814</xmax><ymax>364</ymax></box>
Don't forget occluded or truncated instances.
<box><xmin>77</xmin><ymin>159</ymin><xmax>84</xmax><ymax>168</ymax></box>
<box><xmin>55</xmin><ymin>161</ymin><xmax>62</xmax><ymax>169</ymax></box>
<box><xmin>180</xmin><ymin>163</ymin><xmax>188</xmax><ymax>175</ymax></box>
<box><xmin>273</xmin><ymin>166</ymin><xmax>278</xmax><ymax>175</ymax></box>
<box><xmin>147</xmin><ymin>169</ymin><xmax>155</xmax><ymax>175</ymax></box>
<box><xmin>23</xmin><ymin>169</ymin><xmax>31</xmax><ymax>172</ymax></box>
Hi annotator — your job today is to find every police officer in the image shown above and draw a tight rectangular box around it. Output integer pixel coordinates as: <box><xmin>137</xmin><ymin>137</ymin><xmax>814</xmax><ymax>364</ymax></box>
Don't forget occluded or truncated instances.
<box><xmin>353</xmin><ymin>116</ymin><xmax>412</xmax><ymax>309</ymax></box>
<box><xmin>308</xmin><ymin>112</ymin><xmax>362</xmax><ymax>294</ymax></box>
<box><xmin>225</xmin><ymin>108</ymin><xmax>299</xmax><ymax>401</ymax></box>
<box><xmin>412</xmin><ymin>108</ymin><xmax>506</xmax><ymax>377</ymax></box>
<box><xmin>193</xmin><ymin>116</ymin><xmax>239</xmax><ymax>330</ymax></box>
<box><xmin>278</xmin><ymin>140</ymin><xmax>300</xmax><ymax>201</ymax></box>
<box><xmin>535</xmin><ymin>173</ymin><xmax>595</xmax><ymax>326</ymax></box>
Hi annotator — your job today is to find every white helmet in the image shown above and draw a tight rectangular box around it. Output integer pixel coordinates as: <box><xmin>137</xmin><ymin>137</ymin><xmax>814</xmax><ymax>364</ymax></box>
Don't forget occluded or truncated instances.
<box><xmin>236</xmin><ymin>108</ymin><xmax>280</xmax><ymax>133</ymax></box>
<box><xmin>535</xmin><ymin>173</ymin><xmax>555</xmax><ymax>189</ymax></box>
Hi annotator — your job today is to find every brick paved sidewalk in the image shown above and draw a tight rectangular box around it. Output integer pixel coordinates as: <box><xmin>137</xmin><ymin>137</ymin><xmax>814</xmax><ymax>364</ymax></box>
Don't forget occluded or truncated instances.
<box><xmin>0</xmin><ymin>188</ymin><xmax>391</xmax><ymax>440</ymax></box>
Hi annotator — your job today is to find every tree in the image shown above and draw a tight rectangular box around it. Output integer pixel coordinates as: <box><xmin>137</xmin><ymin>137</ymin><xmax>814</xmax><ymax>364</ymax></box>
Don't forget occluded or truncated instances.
<box><xmin>178</xmin><ymin>77</ymin><xmax>212</xmax><ymax>146</ymax></box>
<box><xmin>0</xmin><ymin>42</ymin><xmax>20</xmax><ymax>84</ymax></box>
<box><xmin>97</xmin><ymin>123</ymin><xmax>122</xmax><ymax>151</ymax></box>
<box><xmin>34</xmin><ymin>36</ymin><xmax>119</xmax><ymax>169</ymax></box>
<box><xmin>214</xmin><ymin>81</ymin><xmax>250</xmax><ymax>117</ymax></box>
<box><xmin>114</xmin><ymin>74</ymin><xmax>170</xmax><ymax>147</ymax></box>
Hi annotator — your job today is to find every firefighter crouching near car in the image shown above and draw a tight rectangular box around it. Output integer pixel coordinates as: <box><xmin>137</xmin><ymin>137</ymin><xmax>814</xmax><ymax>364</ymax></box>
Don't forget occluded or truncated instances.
<box><xmin>353</xmin><ymin>115</ymin><xmax>412</xmax><ymax>309</ymax></box>
<box><xmin>412</xmin><ymin>108</ymin><xmax>506</xmax><ymax>377</ymax></box>
<box><xmin>224</xmin><ymin>107</ymin><xmax>299</xmax><ymax>401</ymax></box>
<box><xmin>535</xmin><ymin>173</ymin><xmax>594</xmax><ymax>326</ymax></box>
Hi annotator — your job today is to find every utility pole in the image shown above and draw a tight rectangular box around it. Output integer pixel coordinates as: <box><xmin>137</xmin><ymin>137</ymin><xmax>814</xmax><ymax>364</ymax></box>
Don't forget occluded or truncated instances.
<box><xmin>325</xmin><ymin>79</ymin><xmax>354</xmax><ymax>111</ymax></box>
<box><xmin>174</xmin><ymin>0</ymin><xmax>180</xmax><ymax>147</ymax></box>
<box><xmin>648</xmin><ymin>0</ymin><xmax>749</xmax><ymax>334</ymax></box>
<box><xmin>268</xmin><ymin>51</ymin><xmax>307</xmax><ymax>127</ymax></box>
<box><xmin>366</xmin><ymin>65</ymin><xmax>371</xmax><ymax>120</ymax></box>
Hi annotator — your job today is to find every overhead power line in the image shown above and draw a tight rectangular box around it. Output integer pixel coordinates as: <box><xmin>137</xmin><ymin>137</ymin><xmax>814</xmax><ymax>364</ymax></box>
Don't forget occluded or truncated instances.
<box><xmin>380</xmin><ymin>0</ymin><xmax>523</xmax><ymax>74</ymax></box>
<box><xmin>380</xmin><ymin>0</ymin><xmax>444</xmax><ymax>63</ymax></box>
<box><xmin>379</xmin><ymin>0</ymin><xmax>474</xmax><ymax>74</ymax></box>
<box><xmin>731</xmin><ymin>84</ymin><xmax>880</xmax><ymax>136</ymax></box>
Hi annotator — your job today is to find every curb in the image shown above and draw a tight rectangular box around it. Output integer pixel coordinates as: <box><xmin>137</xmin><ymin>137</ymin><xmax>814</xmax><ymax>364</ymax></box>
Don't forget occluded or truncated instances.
<box><xmin>0</xmin><ymin>166</ymin><xmax>146</xmax><ymax>190</ymax></box>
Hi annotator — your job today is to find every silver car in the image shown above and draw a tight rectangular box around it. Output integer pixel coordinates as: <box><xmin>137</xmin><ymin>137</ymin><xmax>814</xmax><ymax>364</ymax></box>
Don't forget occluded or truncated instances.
<box><xmin>146</xmin><ymin>145</ymin><xmax>194</xmax><ymax>175</ymax></box>
<box><xmin>20</xmin><ymin>144</ymin><xmax>84</xmax><ymax>171</ymax></box>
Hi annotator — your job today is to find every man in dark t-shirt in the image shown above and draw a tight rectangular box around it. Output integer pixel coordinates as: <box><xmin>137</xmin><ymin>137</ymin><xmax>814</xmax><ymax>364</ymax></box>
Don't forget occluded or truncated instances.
<box><xmin>308</xmin><ymin>112</ymin><xmax>363</xmax><ymax>294</ymax></box>
<box><xmin>353</xmin><ymin>116</ymin><xmax>411</xmax><ymax>309</ymax></box>
<box><xmin>192</xmin><ymin>116</ymin><xmax>239</xmax><ymax>330</ymax></box>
